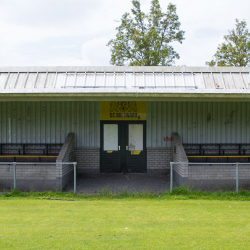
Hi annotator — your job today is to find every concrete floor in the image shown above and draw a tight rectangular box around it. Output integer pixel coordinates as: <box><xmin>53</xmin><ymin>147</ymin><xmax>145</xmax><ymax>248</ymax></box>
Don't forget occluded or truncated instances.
<box><xmin>64</xmin><ymin>173</ymin><xmax>170</xmax><ymax>195</ymax></box>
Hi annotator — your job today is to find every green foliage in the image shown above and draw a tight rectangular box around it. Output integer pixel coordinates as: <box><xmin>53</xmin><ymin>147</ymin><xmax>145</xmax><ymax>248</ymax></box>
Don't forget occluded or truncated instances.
<box><xmin>2</xmin><ymin>187</ymin><xmax>250</xmax><ymax>200</ymax></box>
<box><xmin>162</xmin><ymin>187</ymin><xmax>250</xmax><ymax>200</ymax></box>
<box><xmin>107</xmin><ymin>0</ymin><xmax>185</xmax><ymax>66</ymax></box>
<box><xmin>206</xmin><ymin>19</ymin><xmax>250</xmax><ymax>67</ymax></box>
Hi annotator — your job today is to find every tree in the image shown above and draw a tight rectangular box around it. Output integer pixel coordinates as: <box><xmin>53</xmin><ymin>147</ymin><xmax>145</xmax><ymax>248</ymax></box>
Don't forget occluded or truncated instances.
<box><xmin>206</xmin><ymin>19</ymin><xmax>250</xmax><ymax>67</ymax></box>
<box><xmin>107</xmin><ymin>0</ymin><xmax>185</xmax><ymax>66</ymax></box>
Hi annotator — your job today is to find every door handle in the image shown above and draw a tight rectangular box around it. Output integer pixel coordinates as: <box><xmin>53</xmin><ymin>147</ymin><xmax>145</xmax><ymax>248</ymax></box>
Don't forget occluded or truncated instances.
<box><xmin>118</xmin><ymin>146</ymin><xmax>120</xmax><ymax>150</ymax></box>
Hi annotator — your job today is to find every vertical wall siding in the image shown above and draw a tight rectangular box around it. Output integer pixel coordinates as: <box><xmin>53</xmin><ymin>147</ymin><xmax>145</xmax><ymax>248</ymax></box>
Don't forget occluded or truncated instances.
<box><xmin>0</xmin><ymin>101</ymin><xmax>100</xmax><ymax>147</ymax></box>
<box><xmin>1</xmin><ymin>101</ymin><xmax>250</xmax><ymax>148</ymax></box>
<box><xmin>147</xmin><ymin>102</ymin><xmax>250</xmax><ymax>147</ymax></box>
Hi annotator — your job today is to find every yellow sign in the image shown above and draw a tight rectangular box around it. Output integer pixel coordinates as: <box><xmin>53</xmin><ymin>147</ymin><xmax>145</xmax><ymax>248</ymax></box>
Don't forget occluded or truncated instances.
<box><xmin>131</xmin><ymin>151</ymin><xmax>141</xmax><ymax>155</ymax></box>
<box><xmin>101</xmin><ymin>101</ymin><xmax>146</xmax><ymax>120</ymax></box>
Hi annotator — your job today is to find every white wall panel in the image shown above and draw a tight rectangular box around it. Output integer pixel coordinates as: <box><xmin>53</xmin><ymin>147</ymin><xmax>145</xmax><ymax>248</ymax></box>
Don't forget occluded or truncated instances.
<box><xmin>1</xmin><ymin>101</ymin><xmax>250</xmax><ymax>148</ymax></box>
<box><xmin>147</xmin><ymin>102</ymin><xmax>250</xmax><ymax>147</ymax></box>
<box><xmin>0</xmin><ymin>101</ymin><xmax>100</xmax><ymax>147</ymax></box>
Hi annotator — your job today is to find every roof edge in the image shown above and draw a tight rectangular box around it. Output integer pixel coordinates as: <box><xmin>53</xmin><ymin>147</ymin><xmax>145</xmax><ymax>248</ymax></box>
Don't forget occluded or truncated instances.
<box><xmin>0</xmin><ymin>66</ymin><xmax>249</xmax><ymax>73</ymax></box>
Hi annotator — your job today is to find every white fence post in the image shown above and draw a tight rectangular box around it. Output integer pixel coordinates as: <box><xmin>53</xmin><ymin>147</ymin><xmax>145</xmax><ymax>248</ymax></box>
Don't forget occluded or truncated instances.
<box><xmin>170</xmin><ymin>162</ymin><xmax>173</xmax><ymax>193</ymax></box>
<box><xmin>236</xmin><ymin>162</ymin><xmax>239</xmax><ymax>194</ymax></box>
<box><xmin>13</xmin><ymin>162</ymin><xmax>16</xmax><ymax>190</ymax></box>
<box><xmin>73</xmin><ymin>162</ymin><xmax>77</xmax><ymax>194</ymax></box>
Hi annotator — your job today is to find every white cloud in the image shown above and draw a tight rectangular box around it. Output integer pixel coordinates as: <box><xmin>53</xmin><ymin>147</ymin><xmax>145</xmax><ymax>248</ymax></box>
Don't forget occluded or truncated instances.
<box><xmin>0</xmin><ymin>0</ymin><xmax>249</xmax><ymax>66</ymax></box>
<box><xmin>81</xmin><ymin>37</ymin><xmax>111</xmax><ymax>66</ymax></box>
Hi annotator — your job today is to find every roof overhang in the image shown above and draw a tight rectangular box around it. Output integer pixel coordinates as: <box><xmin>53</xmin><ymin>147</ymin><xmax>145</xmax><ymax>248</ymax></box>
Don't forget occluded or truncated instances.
<box><xmin>0</xmin><ymin>66</ymin><xmax>249</xmax><ymax>73</ymax></box>
<box><xmin>0</xmin><ymin>89</ymin><xmax>250</xmax><ymax>102</ymax></box>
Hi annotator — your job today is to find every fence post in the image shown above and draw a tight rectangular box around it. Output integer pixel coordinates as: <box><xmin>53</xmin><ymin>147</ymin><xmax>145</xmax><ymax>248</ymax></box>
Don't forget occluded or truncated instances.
<box><xmin>73</xmin><ymin>162</ymin><xmax>77</xmax><ymax>194</ymax></box>
<box><xmin>13</xmin><ymin>162</ymin><xmax>16</xmax><ymax>190</ymax></box>
<box><xmin>170</xmin><ymin>162</ymin><xmax>173</xmax><ymax>193</ymax></box>
<box><xmin>236</xmin><ymin>162</ymin><xmax>239</xmax><ymax>194</ymax></box>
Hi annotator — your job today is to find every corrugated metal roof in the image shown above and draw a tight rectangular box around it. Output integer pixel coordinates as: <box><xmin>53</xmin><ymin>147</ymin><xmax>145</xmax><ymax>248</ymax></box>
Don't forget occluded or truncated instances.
<box><xmin>0</xmin><ymin>66</ymin><xmax>249</xmax><ymax>90</ymax></box>
<box><xmin>0</xmin><ymin>66</ymin><xmax>250</xmax><ymax>98</ymax></box>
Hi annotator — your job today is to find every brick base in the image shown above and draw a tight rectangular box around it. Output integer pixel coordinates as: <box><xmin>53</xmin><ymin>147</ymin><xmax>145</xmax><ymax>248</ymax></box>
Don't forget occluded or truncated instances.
<box><xmin>174</xmin><ymin>170</ymin><xmax>188</xmax><ymax>187</ymax></box>
<box><xmin>174</xmin><ymin>164</ymin><xmax>250</xmax><ymax>191</ymax></box>
<box><xmin>74</xmin><ymin>147</ymin><xmax>100</xmax><ymax>173</ymax></box>
<box><xmin>62</xmin><ymin>167</ymin><xmax>74</xmax><ymax>190</ymax></box>
<box><xmin>0</xmin><ymin>164</ymin><xmax>61</xmax><ymax>191</ymax></box>
<box><xmin>0</xmin><ymin>178</ymin><xmax>62</xmax><ymax>191</ymax></box>
<box><xmin>147</xmin><ymin>148</ymin><xmax>173</xmax><ymax>173</ymax></box>
<box><xmin>74</xmin><ymin>147</ymin><xmax>173</xmax><ymax>174</ymax></box>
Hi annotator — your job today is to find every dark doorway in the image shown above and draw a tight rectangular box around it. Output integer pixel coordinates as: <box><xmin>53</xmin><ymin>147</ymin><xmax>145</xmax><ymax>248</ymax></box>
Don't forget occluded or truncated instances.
<box><xmin>100</xmin><ymin>121</ymin><xmax>146</xmax><ymax>173</ymax></box>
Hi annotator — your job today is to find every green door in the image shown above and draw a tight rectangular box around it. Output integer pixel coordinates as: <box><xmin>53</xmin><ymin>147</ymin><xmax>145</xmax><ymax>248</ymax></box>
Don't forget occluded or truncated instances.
<box><xmin>100</xmin><ymin>121</ymin><xmax>146</xmax><ymax>173</ymax></box>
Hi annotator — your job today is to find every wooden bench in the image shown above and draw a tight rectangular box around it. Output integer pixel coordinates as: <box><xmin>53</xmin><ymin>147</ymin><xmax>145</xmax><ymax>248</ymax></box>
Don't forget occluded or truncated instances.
<box><xmin>187</xmin><ymin>155</ymin><xmax>250</xmax><ymax>163</ymax></box>
<box><xmin>0</xmin><ymin>155</ymin><xmax>58</xmax><ymax>162</ymax></box>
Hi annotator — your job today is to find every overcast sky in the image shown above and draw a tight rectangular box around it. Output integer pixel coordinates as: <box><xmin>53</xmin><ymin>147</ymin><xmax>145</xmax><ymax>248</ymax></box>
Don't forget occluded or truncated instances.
<box><xmin>0</xmin><ymin>0</ymin><xmax>249</xmax><ymax>67</ymax></box>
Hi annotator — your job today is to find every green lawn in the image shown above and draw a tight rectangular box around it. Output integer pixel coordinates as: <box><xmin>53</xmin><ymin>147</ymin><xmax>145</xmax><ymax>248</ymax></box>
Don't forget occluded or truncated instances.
<box><xmin>0</xmin><ymin>197</ymin><xmax>250</xmax><ymax>249</ymax></box>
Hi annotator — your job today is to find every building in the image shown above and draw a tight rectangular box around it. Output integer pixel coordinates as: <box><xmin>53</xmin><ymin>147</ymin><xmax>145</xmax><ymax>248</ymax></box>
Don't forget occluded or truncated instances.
<box><xmin>0</xmin><ymin>66</ymin><xmax>250</xmax><ymax>191</ymax></box>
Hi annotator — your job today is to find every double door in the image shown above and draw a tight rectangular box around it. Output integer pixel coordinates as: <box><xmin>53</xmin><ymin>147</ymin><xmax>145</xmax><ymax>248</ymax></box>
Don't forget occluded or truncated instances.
<box><xmin>100</xmin><ymin>121</ymin><xmax>146</xmax><ymax>173</ymax></box>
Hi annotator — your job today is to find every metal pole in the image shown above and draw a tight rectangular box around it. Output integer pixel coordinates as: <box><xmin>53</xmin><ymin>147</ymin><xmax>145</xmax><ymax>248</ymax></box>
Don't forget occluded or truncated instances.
<box><xmin>73</xmin><ymin>162</ymin><xmax>77</xmax><ymax>194</ymax></box>
<box><xmin>236</xmin><ymin>162</ymin><xmax>239</xmax><ymax>194</ymax></box>
<box><xmin>13</xmin><ymin>162</ymin><xmax>16</xmax><ymax>190</ymax></box>
<box><xmin>170</xmin><ymin>162</ymin><xmax>173</xmax><ymax>193</ymax></box>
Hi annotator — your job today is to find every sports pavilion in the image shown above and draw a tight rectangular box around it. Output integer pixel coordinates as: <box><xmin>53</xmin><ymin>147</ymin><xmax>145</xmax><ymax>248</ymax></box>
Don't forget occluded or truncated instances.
<box><xmin>0</xmin><ymin>66</ymin><xmax>250</xmax><ymax>191</ymax></box>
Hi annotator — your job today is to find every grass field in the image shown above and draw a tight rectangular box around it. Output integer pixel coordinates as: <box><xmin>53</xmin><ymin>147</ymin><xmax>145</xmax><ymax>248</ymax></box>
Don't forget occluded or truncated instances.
<box><xmin>1</xmin><ymin>189</ymin><xmax>250</xmax><ymax>249</ymax></box>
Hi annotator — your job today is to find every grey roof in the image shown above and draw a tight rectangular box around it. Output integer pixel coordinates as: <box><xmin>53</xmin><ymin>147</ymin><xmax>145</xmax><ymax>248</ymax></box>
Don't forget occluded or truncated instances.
<box><xmin>0</xmin><ymin>66</ymin><xmax>250</xmax><ymax>101</ymax></box>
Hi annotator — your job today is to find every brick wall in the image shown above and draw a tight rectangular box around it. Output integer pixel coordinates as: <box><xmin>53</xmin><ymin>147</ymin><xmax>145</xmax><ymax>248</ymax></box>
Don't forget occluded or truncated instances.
<box><xmin>187</xmin><ymin>164</ymin><xmax>250</xmax><ymax>190</ymax></box>
<box><xmin>74</xmin><ymin>147</ymin><xmax>172</xmax><ymax>174</ymax></box>
<box><xmin>172</xmin><ymin>132</ymin><xmax>189</xmax><ymax>185</ymax></box>
<box><xmin>0</xmin><ymin>164</ymin><xmax>61</xmax><ymax>191</ymax></box>
<box><xmin>190</xmin><ymin>164</ymin><xmax>250</xmax><ymax>180</ymax></box>
<box><xmin>74</xmin><ymin>147</ymin><xmax>173</xmax><ymax>174</ymax></box>
<box><xmin>57</xmin><ymin>132</ymin><xmax>75</xmax><ymax>190</ymax></box>
<box><xmin>74</xmin><ymin>147</ymin><xmax>100</xmax><ymax>173</ymax></box>
<box><xmin>147</xmin><ymin>148</ymin><xmax>173</xmax><ymax>173</ymax></box>
<box><xmin>0</xmin><ymin>133</ymin><xmax>76</xmax><ymax>191</ymax></box>
<box><xmin>170</xmin><ymin>132</ymin><xmax>250</xmax><ymax>190</ymax></box>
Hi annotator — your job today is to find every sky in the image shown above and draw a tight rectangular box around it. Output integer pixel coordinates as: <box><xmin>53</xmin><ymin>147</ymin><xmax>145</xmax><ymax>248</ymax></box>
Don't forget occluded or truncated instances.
<box><xmin>0</xmin><ymin>0</ymin><xmax>249</xmax><ymax>67</ymax></box>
